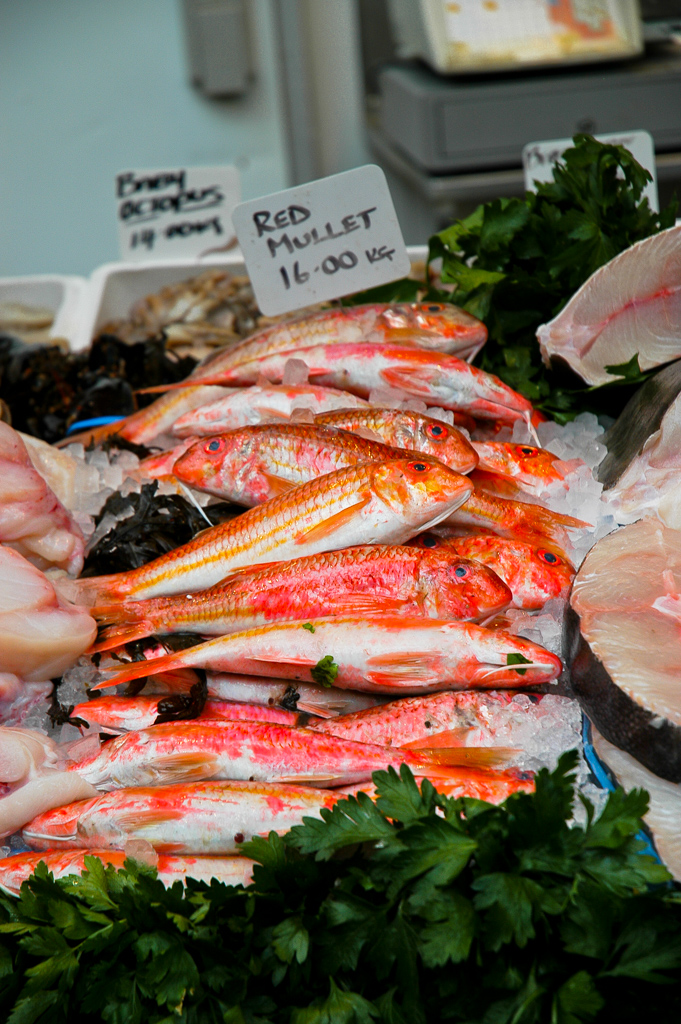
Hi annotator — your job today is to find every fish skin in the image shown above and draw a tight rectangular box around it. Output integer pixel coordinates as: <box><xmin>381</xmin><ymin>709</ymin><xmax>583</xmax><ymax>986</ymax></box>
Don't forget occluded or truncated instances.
<box><xmin>58</xmin><ymin>385</ymin><xmax>228</xmax><ymax>448</ymax></box>
<box><xmin>439</xmin><ymin>487</ymin><xmax>588</xmax><ymax>550</ymax></box>
<box><xmin>171</xmin><ymin>424</ymin><xmax>409</xmax><ymax>502</ymax></box>
<box><xmin>338</xmin><ymin>767</ymin><xmax>534</xmax><ymax>804</ymax></box>
<box><xmin>538</xmin><ymin>223</ymin><xmax>681</xmax><ymax>387</ymax></box>
<box><xmin>313</xmin><ymin>407</ymin><xmax>479</xmax><ymax>473</ymax></box>
<box><xmin>0</xmin><ymin>849</ymin><xmax>254</xmax><ymax>895</ymax></box>
<box><xmin>307</xmin><ymin>690</ymin><xmax>544</xmax><ymax>748</ymax></box>
<box><xmin>94</xmin><ymin>615</ymin><xmax>562</xmax><ymax>695</ymax></box>
<box><xmin>471</xmin><ymin>442</ymin><xmax>570</xmax><ymax>495</ymax></box>
<box><xmin>168</xmin><ymin>343</ymin><xmax>532</xmax><ymax>424</ymax></box>
<box><xmin>171</xmin><ymin>384</ymin><xmax>369</xmax><ymax>438</ymax></box>
<box><xmin>168</xmin><ymin>302</ymin><xmax>489</xmax><ymax>390</ymax></box>
<box><xmin>90</xmin><ymin>544</ymin><xmax>512</xmax><ymax>652</ymax></box>
<box><xmin>412</xmin><ymin>534</ymin><xmax>574</xmax><ymax>610</ymax></box>
<box><xmin>70</xmin><ymin>696</ymin><xmax>302</xmax><ymax>733</ymax></box>
<box><xmin>66</xmin><ymin>718</ymin><xmax>490</xmax><ymax>790</ymax></box>
<box><xmin>21</xmin><ymin>780</ymin><xmax>341</xmax><ymax>854</ymax></box>
<box><xmin>75</xmin><ymin>457</ymin><xmax>474</xmax><ymax>603</ymax></box>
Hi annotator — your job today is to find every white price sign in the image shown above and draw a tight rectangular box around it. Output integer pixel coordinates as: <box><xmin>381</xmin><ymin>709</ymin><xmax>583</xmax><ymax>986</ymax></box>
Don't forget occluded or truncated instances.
<box><xmin>115</xmin><ymin>165</ymin><xmax>241</xmax><ymax>261</ymax></box>
<box><xmin>522</xmin><ymin>131</ymin><xmax>658</xmax><ymax>212</ymax></box>
<box><xmin>231</xmin><ymin>165</ymin><xmax>410</xmax><ymax>317</ymax></box>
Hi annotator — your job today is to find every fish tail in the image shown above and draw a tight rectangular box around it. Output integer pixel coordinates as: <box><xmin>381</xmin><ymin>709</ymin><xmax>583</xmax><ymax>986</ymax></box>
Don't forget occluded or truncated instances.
<box><xmin>90</xmin><ymin>650</ymin><xmax>187</xmax><ymax>691</ymax></box>
<box><xmin>74</xmin><ymin>574</ymin><xmax>134</xmax><ymax>608</ymax></box>
<box><xmin>88</xmin><ymin>602</ymin><xmax>159</xmax><ymax>653</ymax></box>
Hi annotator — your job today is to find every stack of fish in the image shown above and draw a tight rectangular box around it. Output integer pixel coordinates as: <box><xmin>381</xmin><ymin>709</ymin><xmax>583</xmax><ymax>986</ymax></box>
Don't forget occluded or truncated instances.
<box><xmin>0</xmin><ymin>300</ymin><xmax>586</xmax><ymax>893</ymax></box>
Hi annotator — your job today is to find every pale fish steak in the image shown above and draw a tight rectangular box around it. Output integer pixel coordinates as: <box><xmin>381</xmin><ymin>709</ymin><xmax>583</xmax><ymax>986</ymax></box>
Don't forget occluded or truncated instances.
<box><xmin>90</xmin><ymin>544</ymin><xmax>512</xmax><ymax>653</ymax></box>
<box><xmin>22</xmin><ymin>780</ymin><xmax>341</xmax><ymax>854</ymax></box>
<box><xmin>95</xmin><ymin>615</ymin><xmax>562</xmax><ymax>695</ymax></box>
<box><xmin>537</xmin><ymin>223</ymin><xmax>681</xmax><ymax>387</ymax></box>
<box><xmin>76</xmin><ymin>457</ymin><xmax>474</xmax><ymax>603</ymax></box>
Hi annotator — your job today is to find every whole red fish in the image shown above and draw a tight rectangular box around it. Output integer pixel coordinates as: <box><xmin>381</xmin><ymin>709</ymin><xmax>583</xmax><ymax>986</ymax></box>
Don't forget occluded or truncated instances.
<box><xmin>76</xmin><ymin>457</ymin><xmax>473</xmax><ymax>603</ymax></box>
<box><xmin>471</xmin><ymin>442</ymin><xmax>571</xmax><ymax>496</ymax></box>
<box><xmin>160</xmin><ymin>343</ymin><xmax>533</xmax><ymax>425</ymax></box>
<box><xmin>91</xmin><ymin>544</ymin><xmax>512</xmax><ymax>652</ymax></box>
<box><xmin>94</xmin><ymin>615</ymin><xmax>562</xmax><ymax>694</ymax></box>
<box><xmin>313</xmin><ymin>407</ymin><xmax>479</xmax><ymax>473</ymax></box>
<box><xmin>70</xmin><ymin>695</ymin><xmax>303</xmax><ymax>733</ymax></box>
<box><xmin>413</xmin><ymin>533</ymin><xmax>574</xmax><ymax>609</ymax></box>
<box><xmin>66</xmin><ymin>719</ymin><xmax>502</xmax><ymax>790</ymax></box>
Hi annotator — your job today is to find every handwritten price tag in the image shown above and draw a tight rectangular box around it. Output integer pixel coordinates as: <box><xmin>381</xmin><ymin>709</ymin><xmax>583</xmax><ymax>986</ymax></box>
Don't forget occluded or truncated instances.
<box><xmin>115</xmin><ymin>165</ymin><xmax>241</xmax><ymax>261</ymax></box>
<box><xmin>522</xmin><ymin>130</ymin><xmax>658</xmax><ymax>212</ymax></box>
<box><xmin>231</xmin><ymin>165</ymin><xmax>410</xmax><ymax>316</ymax></box>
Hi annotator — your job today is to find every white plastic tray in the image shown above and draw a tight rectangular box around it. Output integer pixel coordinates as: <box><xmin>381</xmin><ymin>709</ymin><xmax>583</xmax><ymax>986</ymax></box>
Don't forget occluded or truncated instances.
<box><xmin>0</xmin><ymin>276</ymin><xmax>88</xmax><ymax>350</ymax></box>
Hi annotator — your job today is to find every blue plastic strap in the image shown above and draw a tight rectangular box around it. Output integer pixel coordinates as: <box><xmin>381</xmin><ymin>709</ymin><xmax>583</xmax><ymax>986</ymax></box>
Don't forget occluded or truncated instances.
<box><xmin>66</xmin><ymin>416</ymin><xmax>125</xmax><ymax>435</ymax></box>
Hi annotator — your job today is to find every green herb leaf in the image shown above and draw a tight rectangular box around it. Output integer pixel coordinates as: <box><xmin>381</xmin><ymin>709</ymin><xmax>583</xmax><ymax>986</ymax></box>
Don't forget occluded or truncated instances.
<box><xmin>302</xmin><ymin>622</ymin><xmax>315</xmax><ymax>633</ymax></box>
<box><xmin>506</xmin><ymin>652</ymin><xmax>531</xmax><ymax>675</ymax></box>
<box><xmin>311</xmin><ymin>654</ymin><xmax>339</xmax><ymax>688</ymax></box>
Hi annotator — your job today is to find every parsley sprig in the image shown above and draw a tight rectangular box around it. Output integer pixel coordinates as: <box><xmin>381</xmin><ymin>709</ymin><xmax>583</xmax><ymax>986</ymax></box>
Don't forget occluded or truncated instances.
<box><xmin>1</xmin><ymin>753</ymin><xmax>680</xmax><ymax>1021</ymax></box>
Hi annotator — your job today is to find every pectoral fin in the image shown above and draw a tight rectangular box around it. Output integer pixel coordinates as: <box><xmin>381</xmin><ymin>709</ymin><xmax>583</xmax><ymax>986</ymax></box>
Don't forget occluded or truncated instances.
<box><xmin>380</xmin><ymin>365</ymin><xmax>436</xmax><ymax>397</ymax></box>
<box><xmin>365</xmin><ymin>651</ymin><xmax>439</xmax><ymax>682</ymax></box>
<box><xmin>262</xmin><ymin>472</ymin><xmax>295</xmax><ymax>497</ymax></box>
<box><xmin>295</xmin><ymin>495</ymin><xmax>372</xmax><ymax>544</ymax></box>
<box><xmin>148</xmin><ymin>753</ymin><xmax>221</xmax><ymax>784</ymax></box>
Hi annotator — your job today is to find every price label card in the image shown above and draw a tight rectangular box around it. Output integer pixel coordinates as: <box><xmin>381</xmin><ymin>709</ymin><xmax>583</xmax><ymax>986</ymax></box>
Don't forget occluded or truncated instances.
<box><xmin>522</xmin><ymin>131</ymin><xmax>658</xmax><ymax>212</ymax></box>
<box><xmin>115</xmin><ymin>165</ymin><xmax>241</xmax><ymax>261</ymax></box>
<box><xmin>231</xmin><ymin>165</ymin><xmax>410</xmax><ymax>316</ymax></box>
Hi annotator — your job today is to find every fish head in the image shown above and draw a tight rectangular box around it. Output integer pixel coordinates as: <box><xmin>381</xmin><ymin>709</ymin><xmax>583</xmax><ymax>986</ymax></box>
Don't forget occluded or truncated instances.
<box><xmin>418</xmin><ymin>552</ymin><xmax>512</xmax><ymax>620</ymax></box>
<box><xmin>477</xmin><ymin>443</ymin><xmax>569</xmax><ymax>488</ymax></box>
<box><xmin>370</xmin><ymin>458</ymin><xmax>474</xmax><ymax>528</ymax></box>
<box><xmin>410</xmin><ymin>415</ymin><xmax>479</xmax><ymax>473</ymax></box>
<box><xmin>173</xmin><ymin>434</ymin><xmax>243</xmax><ymax>488</ymax></box>
<box><xmin>522</xmin><ymin>546</ymin><xmax>575</xmax><ymax>603</ymax></box>
<box><xmin>21</xmin><ymin>796</ymin><xmax>98</xmax><ymax>843</ymax></box>
<box><xmin>380</xmin><ymin>302</ymin><xmax>487</xmax><ymax>349</ymax></box>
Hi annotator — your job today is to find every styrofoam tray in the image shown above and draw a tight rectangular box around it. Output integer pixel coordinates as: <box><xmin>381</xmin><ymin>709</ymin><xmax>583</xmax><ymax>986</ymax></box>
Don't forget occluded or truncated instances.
<box><xmin>0</xmin><ymin>276</ymin><xmax>88</xmax><ymax>350</ymax></box>
<box><xmin>72</xmin><ymin>247</ymin><xmax>430</xmax><ymax>353</ymax></box>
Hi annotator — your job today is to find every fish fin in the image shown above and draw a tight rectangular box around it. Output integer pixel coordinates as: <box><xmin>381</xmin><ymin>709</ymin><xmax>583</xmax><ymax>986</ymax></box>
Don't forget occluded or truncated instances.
<box><xmin>262</xmin><ymin>472</ymin><xmax>295</xmax><ymax>497</ymax></box>
<box><xmin>277</xmin><ymin>773</ymin><xmax>344</xmax><ymax>785</ymax></box>
<box><xmin>251</xmin><ymin>653</ymin><xmax>318</xmax><ymax>667</ymax></box>
<box><xmin>364</xmin><ymin>652</ymin><xmax>439</xmax><ymax>681</ymax></box>
<box><xmin>403</xmin><ymin>728</ymin><xmax>469</xmax><ymax>751</ymax></box>
<box><xmin>90</xmin><ymin>651</ymin><xmax>184</xmax><ymax>691</ymax></box>
<box><xmin>294</xmin><ymin>701</ymin><xmax>336</xmax><ymax>718</ymax></box>
<box><xmin>107</xmin><ymin>808</ymin><xmax>184</xmax><ymax>832</ymax></box>
<box><xmin>380</xmin><ymin>365</ymin><xmax>435</xmax><ymax>397</ymax></box>
<box><xmin>295</xmin><ymin>495</ymin><xmax>372</xmax><ymax>544</ymax></box>
<box><xmin>89</xmin><ymin>623</ymin><xmax>154</xmax><ymax>654</ymax></box>
<box><xmin>409</xmin><ymin>747</ymin><xmax>520</xmax><ymax>770</ymax></box>
<box><xmin>73</xmin><ymin>574</ymin><xmax>130</xmax><ymax>608</ymax></box>
<box><xmin>21</xmin><ymin>830</ymin><xmax>78</xmax><ymax>845</ymax></box>
<box><xmin>148</xmin><ymin>752</ymin><xmax>222</xmax><ymax>784</ymax></box>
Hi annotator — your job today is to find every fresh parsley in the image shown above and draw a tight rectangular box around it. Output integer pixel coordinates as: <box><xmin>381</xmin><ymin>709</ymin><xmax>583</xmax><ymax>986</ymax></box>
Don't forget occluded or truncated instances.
<box><xmin>1</xmin><ymin>754</ymin><xmax>681</xmax><ymax>1022</ymax></box>
<box><xmin>302</xmin><ymin>623</ymin><xmax>316</xmax><ymax>633</ymax></box>
<box><xmin>507</xmin><ymin>652</ymin><xmax>532</xmax><ymax>675</ymax></box>
<box><xmin>310</xmin><ymin>654</ymin><xmax>339</xmax><ymax>688</ymax></box>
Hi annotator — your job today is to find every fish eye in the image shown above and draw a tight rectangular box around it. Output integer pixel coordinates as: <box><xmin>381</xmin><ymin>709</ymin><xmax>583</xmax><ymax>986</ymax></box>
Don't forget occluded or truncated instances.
<box><xmin>538</xmin><ymin>549</ymin><xmax>559</xmax><ymax>565</ymax></box>
<box><xmin>517</xmin><ymin>446</ymin><xmax>537</xmax><ymax>457</ymax></box>
<box><xmin>420</xmin><ymin>534</ymin><xmax>438</xmax><ymax>548</ymax></box>
<box><xmin>408</xmin><ymin>461</ymin><xmax>429</xmax><ymax>473</ymax></box>
<box><xmin>425</xmin><ymin>303</ymin><xmax>444</xmax><ymax>312</ymax></box>
<box><xmin>453</xmin><ymin>565</ymin><xmax>469</xmax><ymax>578</ymax></box>
<box><xmin>205</xmin><ymin>438</ymin><xmax>224</xmax><ymax>453</ymax></box>
<box><xmin>426</xmin><ymin>423</ymin><xmax>447</xmax><ymax>440</ymax></box>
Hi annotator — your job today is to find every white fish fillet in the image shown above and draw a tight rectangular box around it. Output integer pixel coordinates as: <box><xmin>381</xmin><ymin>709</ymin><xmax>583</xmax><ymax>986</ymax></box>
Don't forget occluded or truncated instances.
<box><xmin>608</xmin><ymin>393</ymin><xmax>681</xmax><ymax>525</ymax></box>
<box><xmin>538</xmin><ymin>224</ymin><xmax>681</xmax><ymax>387</ymax></box>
